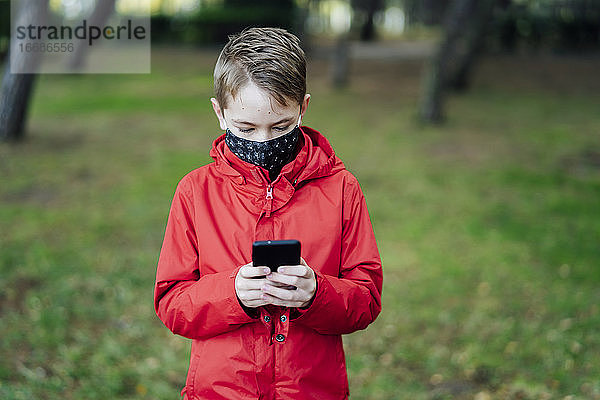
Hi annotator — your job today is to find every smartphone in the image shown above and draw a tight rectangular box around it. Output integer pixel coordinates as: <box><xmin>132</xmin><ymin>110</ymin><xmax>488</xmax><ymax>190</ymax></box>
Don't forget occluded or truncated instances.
<box><xmin>252</xmin><ymin>239</ymin><xmax>301</xmax><ymax>273</ymax></box>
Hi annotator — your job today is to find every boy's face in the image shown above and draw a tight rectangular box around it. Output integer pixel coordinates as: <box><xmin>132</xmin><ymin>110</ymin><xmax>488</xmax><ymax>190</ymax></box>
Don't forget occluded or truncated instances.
<box><xmin>211</xmin><ymin>82</ymin><xmax>310</xmax><ymax>142</ymax></box>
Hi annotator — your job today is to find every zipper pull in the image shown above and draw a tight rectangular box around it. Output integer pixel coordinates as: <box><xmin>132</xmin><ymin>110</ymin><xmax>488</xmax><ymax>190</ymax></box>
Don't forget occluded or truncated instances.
<box><xmin>265</xmin><ymin>185</ymin><xmax>273</xmax><ymax>217</ymax></box>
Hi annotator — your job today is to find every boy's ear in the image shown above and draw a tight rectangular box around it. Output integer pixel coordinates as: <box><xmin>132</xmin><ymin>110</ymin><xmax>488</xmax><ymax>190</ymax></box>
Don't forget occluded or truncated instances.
<box><xmin>211</xmin><ymin>98</ymin><xmax>227</xmax><ymax>130</ymax></box>
<box><xmin>300</xmin><ymin>94</ymin><xmax>311</xmax><ymax>124</ymax></box>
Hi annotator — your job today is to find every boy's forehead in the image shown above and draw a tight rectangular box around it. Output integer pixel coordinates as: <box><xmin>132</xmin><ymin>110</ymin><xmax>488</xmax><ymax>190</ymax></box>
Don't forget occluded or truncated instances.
<box><xmin>225</xmin><ymin>83</ymin><xmax>296</xmax><ymax>118</ymax></box>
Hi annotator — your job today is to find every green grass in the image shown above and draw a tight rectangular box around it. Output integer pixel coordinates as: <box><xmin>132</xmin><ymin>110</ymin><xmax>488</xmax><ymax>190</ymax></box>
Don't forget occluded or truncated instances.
<box><xmin>1</xmin><ymin>49</ymin><xmax>600</xmax><ymax>399</ymax></box>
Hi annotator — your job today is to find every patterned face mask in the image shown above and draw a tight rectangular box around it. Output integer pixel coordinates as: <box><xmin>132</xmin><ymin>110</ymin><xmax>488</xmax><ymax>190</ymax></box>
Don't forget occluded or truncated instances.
<box><xmin>224</xmin><ymin>119</ymin><xmax>301</xmax><ymax>181</ymax></box>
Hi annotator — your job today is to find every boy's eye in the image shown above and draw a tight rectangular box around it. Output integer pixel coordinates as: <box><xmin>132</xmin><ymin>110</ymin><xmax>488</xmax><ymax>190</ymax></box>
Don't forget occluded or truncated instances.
<box><xmin>238</xmin><ymin>127</ymin><xmax>254</xmax><ymax>133</ymax></box>
<box><xmin>273</xmin><ymin>125</ymin><xmax>289</xmax><ymax>132</ymax></box>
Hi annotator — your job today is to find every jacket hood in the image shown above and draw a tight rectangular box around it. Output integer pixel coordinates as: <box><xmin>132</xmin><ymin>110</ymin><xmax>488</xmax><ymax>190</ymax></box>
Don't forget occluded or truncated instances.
<box><xmin>209</xmin><ymin>126</ymin><xmax>345</xmax><ymax>185</ymax></box>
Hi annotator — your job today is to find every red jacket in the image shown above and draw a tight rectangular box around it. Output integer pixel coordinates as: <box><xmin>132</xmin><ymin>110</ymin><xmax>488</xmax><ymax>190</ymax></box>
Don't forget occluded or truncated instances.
<box><xmin>154</xmin><ymin>126</ymin><xmax>383</xmax><ymax>400</ymax></box>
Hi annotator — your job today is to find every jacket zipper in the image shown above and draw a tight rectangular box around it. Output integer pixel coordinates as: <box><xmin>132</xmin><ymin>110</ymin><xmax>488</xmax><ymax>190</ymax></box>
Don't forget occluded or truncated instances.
<box><xmin>265</xmin><ymin>185</ymin><xmax>273</xmax><ymax>217</ymax></box>
<box><xmin>253</xmin><ymin>167</ymin><xmax>274</xmax><ymax>218</ymax></box>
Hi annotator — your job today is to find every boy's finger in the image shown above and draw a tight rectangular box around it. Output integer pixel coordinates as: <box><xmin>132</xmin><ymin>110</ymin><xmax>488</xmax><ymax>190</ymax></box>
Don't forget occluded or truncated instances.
<box><xmin>238</xmin><ymin>279</ymin><xmax>268</xmax><ymax>291</ymax></box>
<box><xmin>264</xmin><ymin>279</ymin><xmax>292</xmax><ymax>288</ymax></box>
<box><xmin>260</xmin><ymin>292</ymin><xmax>284</xmax><ymax>305</ymax></box>
<box><xmin>277</xmin><ymin>265</ymin><xmax>310</xmax><ymax>277</ymax></box>
<box><xmin>263</xmin><ymin>297</ymin><xmax>303</xmax><ymax>308</ymax></box>
<box><xmin>244</xmin><ymin>296</ymin><xmax>270</xmax><ymax>308</ymax></box>
<box><xmin>240</xmin><ymin>265</ymin><xmax>270</xmax><ymax>278</ymax></box>
<box><xmin>237</xmin><ymin>288</ymin><xmax>263</xmax><ymax>300</ymax></box>
<box><xmin>262</xmin><ymin>284</ymin><xmax>305</xmax><ymax>301</ymax></box>
<box><xmin>266</xmin><ymin>272</ymin><xmax>297</xmax><ymax>286</ymax></box>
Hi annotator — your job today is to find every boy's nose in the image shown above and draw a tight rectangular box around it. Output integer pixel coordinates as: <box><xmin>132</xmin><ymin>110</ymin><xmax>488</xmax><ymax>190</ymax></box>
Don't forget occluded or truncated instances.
<box><xmin>252</xmin><ymin>130</ymin><xmax>283</xmax><ymax>142</ymax></box>
<box><xmin>252</xmin><ymin>130</ymin><xmax>271</xmax><ymax>142</ymax></box>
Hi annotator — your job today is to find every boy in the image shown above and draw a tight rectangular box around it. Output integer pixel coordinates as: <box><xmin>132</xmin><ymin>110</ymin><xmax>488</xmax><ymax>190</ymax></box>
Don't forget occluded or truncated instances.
<box><xmin>154</xmin><ymin>27</ymin><xmax>383</xmax><ymax>400</ymax></box>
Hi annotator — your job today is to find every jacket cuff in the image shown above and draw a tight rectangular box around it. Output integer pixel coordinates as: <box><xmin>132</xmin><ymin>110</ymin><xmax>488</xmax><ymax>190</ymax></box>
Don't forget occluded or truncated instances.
<box><xmin>237</xmin><ymin>298</ymin><xmax>260</xmax><ymax>319</ymax></box>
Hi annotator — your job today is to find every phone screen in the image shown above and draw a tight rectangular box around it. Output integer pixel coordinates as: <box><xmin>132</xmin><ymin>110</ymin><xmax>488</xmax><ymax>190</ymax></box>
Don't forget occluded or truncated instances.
<box><xmin>252</xmin><ymin>240</ymin><xmax>301</xmax><ymax>273</ymax></box>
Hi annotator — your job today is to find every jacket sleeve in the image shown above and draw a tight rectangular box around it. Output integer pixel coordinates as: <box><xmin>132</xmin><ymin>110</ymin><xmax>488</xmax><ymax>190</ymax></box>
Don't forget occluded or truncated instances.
<box><xmin>292</xmin><ymin>176</ymin><xmax>383</xmax><ymax>334</ymax></box>
<box><xmin>153</xmin><ymin>177</ymin><xmax>256</xmax><ymax>340</ymax></box>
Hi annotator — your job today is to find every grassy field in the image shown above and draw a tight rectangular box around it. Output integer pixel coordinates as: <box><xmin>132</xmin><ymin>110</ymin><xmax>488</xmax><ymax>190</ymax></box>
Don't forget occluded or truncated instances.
<box><xmin>1</xmin><ymin>47</ymin><xmax>599</xmax><ymax>399</ymax></box>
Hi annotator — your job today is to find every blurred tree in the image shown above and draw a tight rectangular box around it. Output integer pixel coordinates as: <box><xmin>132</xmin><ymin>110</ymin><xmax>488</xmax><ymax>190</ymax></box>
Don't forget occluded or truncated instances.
<box><xmin>190</xmin><ymin>0</ymin><xmax>297</xmax><ymax>44</ymax></box>
<box><xmin>68</xmin><ymin>0</ymin><xmax>117</xmax><ymax>71</ymax></box>
<box><xmin>0</xmin><ymin>0</ymin><xmax>9</xmax><ymax>61</ymax></box>
<box><xmin>351</xmin><ymin>0</ymin><xmax>385</xmax><ymax>41</ymax></box>
<box><xmin>331</xmin><ymin>33</ymin><xmax>350</xmax><ymax>88</ymax></box>
<box><xmin>444</xmin><ymin>0</ymin><xmax>497</xmax><ymax>91</ymax></box>
<box><xmin>403</xmin><ymin>0</ymin><xmax>452</xmax><ymax>26</ymax></box>
<box><xmin>0</xmin><ymin>0</ymin><xmax>49</xmax><ymax>141</ymax></box>
<box><xmin>419</xmin><ymin>0</ymin><xmax>497</xmax><ymax>123</ymax></box>
<box><xmin>418</xmin><ymin>0</ymin><xmax>599</xmax><ymax>123</ymax></box>
<box><xmin>491</xmin><ymin>0</ymin><xmax>600</xmax><ymax>52</ymax></box>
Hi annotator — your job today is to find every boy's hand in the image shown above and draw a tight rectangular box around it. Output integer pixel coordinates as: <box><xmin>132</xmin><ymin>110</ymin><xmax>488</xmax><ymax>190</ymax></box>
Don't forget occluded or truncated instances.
<box><xmin>235</xmin><ymin>262</ymin><xmax>272</xmax><ymax>308</ymax></box>
<box><xmin>261</xmin><ymin>258</ymin><xmax>317</xmax><ymax>308</ymax></box>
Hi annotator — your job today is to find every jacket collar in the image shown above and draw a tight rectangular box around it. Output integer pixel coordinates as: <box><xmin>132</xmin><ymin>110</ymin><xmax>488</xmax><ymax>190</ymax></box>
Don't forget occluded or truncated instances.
<box><xmin>209</xmin><ymin>126</ymin><xmax>344</xmax><ymax>186</ymax></box>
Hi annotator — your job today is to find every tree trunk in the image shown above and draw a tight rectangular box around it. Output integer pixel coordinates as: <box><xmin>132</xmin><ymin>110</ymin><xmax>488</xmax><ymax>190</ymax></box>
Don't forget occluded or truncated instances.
<box><xmin>331</xmin><ymin>34</ymin><xmax>350</xmax><ymax>89</ymax></box>
<box><xmin>359</xmin><ymin>9</ymin><xmax>377</xmax><ymax>41</ymax></box>
<box><xmin>445</xmin><ymin>0</ymin><xmax>497</xmax><ymax>91</ymax></box>
<box><xmin>0</xmin><ymin>61</ymin><xmax>37</xmax><ymax>141</ymax></box>
<box><xmin>0</xmin><ymin>0</ymin><xmax>49</xmax><ymax>141</ymax></box>
<box><xmin>419</xmin><ymin>0</ymin><xmax>495</xmax><ymax>123</ymax></box>
<box><xmin>68</xmin><ymin>0</ymin><xmax>117</xmax><ymax>71</ymax></box>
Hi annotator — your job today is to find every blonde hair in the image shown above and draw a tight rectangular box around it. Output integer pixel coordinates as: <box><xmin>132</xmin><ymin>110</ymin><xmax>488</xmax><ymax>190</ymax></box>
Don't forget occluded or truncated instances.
<box><xmin>214</xmin><ymin>27</ymin><xmax>306</xmax><ymax>108</ymax></box>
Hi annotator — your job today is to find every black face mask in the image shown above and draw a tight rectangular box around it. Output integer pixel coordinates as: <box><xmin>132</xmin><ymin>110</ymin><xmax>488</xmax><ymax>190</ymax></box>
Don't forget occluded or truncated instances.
<box><xmin>225</xmin><ymin>126</ymin><xmax>301</xmax><ymax>181</ymax></box>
